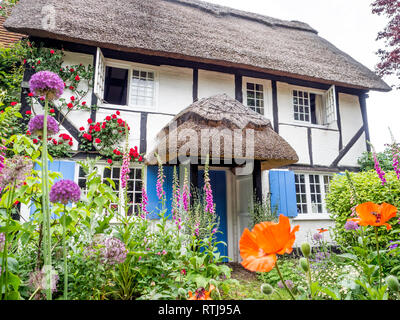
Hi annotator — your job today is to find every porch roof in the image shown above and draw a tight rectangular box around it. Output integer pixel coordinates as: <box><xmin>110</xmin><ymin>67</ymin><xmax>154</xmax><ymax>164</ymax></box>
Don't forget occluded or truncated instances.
<box><xmin>4</xmin><ymin>0</ymin><xmax>390</xmax><ymax>92</ymax></box>
<box><xmin>145</xmin><ymin>94</ymin><xmax>299</xmax><ymax>170</ymax></box>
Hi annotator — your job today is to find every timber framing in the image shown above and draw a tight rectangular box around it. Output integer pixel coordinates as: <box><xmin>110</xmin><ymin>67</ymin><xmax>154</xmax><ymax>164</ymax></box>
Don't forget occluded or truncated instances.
<box><xmin>330</xmin><ymin>126</ymin><xmax>365</xmax><ymax>167</ymax></box>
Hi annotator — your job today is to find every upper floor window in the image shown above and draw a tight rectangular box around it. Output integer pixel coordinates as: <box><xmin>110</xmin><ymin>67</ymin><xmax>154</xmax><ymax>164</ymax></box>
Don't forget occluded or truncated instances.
<box><xmin>94</xmin><ymin>48</ymin><xmax>156</xmax><ymax>110</ymax></box>
<box><xmin>294</xmin><ymin>172</ymin><xmax>333</xmax><ymax>216</ymax></box>
<box><xmin>246</xmin><ymin>82</ymin><xmax>264</xmax><ymax>115</ymax></box>
<box><xmin>292</xmin><ymin>85</ymin><xmax>337</xmax><ymax>126</ymax></box>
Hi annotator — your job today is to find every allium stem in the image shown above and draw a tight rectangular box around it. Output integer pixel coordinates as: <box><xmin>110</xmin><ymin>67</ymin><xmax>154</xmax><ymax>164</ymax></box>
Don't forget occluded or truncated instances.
<box><xmin>375</xmin><ymin>227</ymin><xmax>382</xmax><ymax>288</ymax></box>
<box><xmin>41</xmin><ymin>98</ymin><xmax>52</xmax><ymax>300</ymax></box>
<box><xmin>275</xmin><ymin>261</ymin><xmax>296</xmax><ymax>300</ymax></box>
<box><xmin>63</xmin><ymin>205</ymin><xmax>68</xmax><ymax>300</ymax></box>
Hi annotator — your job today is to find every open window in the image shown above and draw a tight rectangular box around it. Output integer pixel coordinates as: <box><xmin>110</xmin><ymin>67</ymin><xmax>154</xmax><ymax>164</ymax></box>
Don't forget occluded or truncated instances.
<box><xmin>292</xmin><ymin>85</ymin><xmax>337</xmax><ymax>126</ymax></box>
<box><xmin>94</xmin><ymin>47</ymin><xmax>106</xmax><ymax>101</ymax></box>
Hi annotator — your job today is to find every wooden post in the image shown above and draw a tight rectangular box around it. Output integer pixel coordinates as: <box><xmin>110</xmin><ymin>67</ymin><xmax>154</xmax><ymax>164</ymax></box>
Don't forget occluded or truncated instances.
<box><xmin>253</xmin><ymin>160</ymin><xmax>262</xmax><ymax>203</ymax></box>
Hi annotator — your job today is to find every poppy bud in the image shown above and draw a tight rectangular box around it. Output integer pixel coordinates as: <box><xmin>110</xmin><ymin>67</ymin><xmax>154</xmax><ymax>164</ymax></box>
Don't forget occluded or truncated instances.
<box><xmin>386</xmin><ymin>275</ymin><xmax>400</xmax><ymax>292</ymax></box>
<box><xmin>177</xmin><ymin>288</ymin><xmax>186</xmax><ymax>299</ymax></box>
<box><xmin>300</xmin><ymin>258</ymin><xmax>309</xmax><ymax>272</ymax></box>
<box><xmin>301</xmin><ymin>243</ymin><xmax>311</xmax><ymax>258</ymax></box>
<box><xmin>261</xmin><ymin>283</ymin><xmax>273</xmax><ymax>295</ymax></box>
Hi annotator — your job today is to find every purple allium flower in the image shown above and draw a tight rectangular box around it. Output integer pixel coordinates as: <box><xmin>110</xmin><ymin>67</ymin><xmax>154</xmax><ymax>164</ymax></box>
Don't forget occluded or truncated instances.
<box><xmin>120</xmin><ymin>152</ymin><xmax>130</xmax><ymax>189</ymax></box>
<box><xmin>313</xmin><ymin>232</ymin><xmax>323</xmax><ymax>242</ymax></box>
<box><xmin>28</xmin><ymin>268</ymin><xmax>59</xmax><ymax>300</ymax></box>
<box><xmin>49</xmin><ymin>179</ymin><xmax>81</xmax><ymax>205</ymax></box>
<box><xmin>86</xmin><ymin>235</ymin><xmax>128</xmax><ymax>265</ymax></box>
<box><xmin>277</xmin><ymin>280</ymin><xmax>294</xmax><ymax>290</ymax></box>
<box><xmin>344</xmin><ymin>220</ymin><xmax>359</xmax><ymax>230</ymax></box>
<box><xmin>29</xmin><ymin>70</ymin><xmax>64</xmax><ymax>101</ymax></box>
<box><xmin>0</xmin><ymin>155</ymin><xmax>33</xmax><ymax>190</ymax></box>
<box><xmin>28</xmin><ymin>114</ymin><xmax>59</xmax><ymax>136</ymax></box>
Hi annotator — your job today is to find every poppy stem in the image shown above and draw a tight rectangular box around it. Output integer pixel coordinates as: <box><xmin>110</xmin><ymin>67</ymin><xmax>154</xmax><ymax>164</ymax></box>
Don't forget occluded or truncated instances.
<box><xmin>374</xmin><ymin>226</ymin><xmax>382</xmax><ymax>288</ymax></box>
<box><xmin>275</xmin><ymin>261</ymin><xmax>296</xmax><ymax>300</ymax></box>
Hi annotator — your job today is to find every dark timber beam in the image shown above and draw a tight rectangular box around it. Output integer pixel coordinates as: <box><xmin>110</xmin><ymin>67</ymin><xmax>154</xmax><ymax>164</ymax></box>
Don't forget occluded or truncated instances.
<box><xmin>139</xmin><ymin>112</ymin><xmax>148</xmax><ymax>154</ymax></box>
<box><xmin>235</xmin><ymin>74</ymin><xmax>243</xmax><ymax>103</ymax></box>
<box><xmin>330</xmin><ymin>126</ymin><xmax>364</xmax><ymax>167</ymax></box>
<box><xmin>252</xmin><ymin>160</ymin><xmax>262</xmax><ymax>202</ymax></box>
<box><xmin>192</xmin><ymin>67</ymin><xmax>198</xmax><ymax>102</ymax></box>
<box><xmin>271</xmin><ymin>80</ymin><xmax>279</xmax><ymax>133</ymax></box>
<box><xmin>359</xmin><ymin>93</ymin><xmax>371</xmax><ymax>152</ymax></box>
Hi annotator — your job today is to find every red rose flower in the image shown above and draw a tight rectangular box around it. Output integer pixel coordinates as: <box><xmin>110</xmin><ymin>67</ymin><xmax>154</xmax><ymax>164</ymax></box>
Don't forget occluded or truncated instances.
<box><xmin>68</xmin><ymin>141</ymin><xmax>73</xmax><ymax>146</ymax></box>
<box><xmin>49</xmin><ymin>108</ymin><xmax>55</xmax><ymax>113</ymax></box>
<box><xmin>37</xmin><ymin>60</ymin><xmax>41</xmax><ymax>65</ymax></box>
<box><xmin>87</xmin><ymin>119</ymin><xmax>93</xmax><ymax>124</ymax></box>
<box><xmin>26</xmin><ymin>130</ymin><xmax>31</xmax><ymax>136</ymax></box>
<box><xmin>79</xmin><ymin>127</ymin><xmax>85</xmax><ymax>131</ymax></box>
<box><xmin>33</xmin><ymin>139</ymin><xmax>38</xmax><ymax>144</ymax></box>
<box><xmin>10</xmin><ymin>102</ymin><xmax>18</xmax><ymax>106</ymax></box>
<box><xmin>69</xmin><ymin>86</ymin><xmax>75</xmax><ymax>90</ymax></box>
<box><xmin>82</xmin><ymin>101</ymin><xmax>86</xmax><ymax>106</ymax></box>
<box><xmin>112</xmin><ymin>114</ymin><xmax>117</xmax><ymax>119</ymax></box>
<box><xmin>138</xmin><ymin>156</ymin><xmax>143</xmax><ymax>162</ymax></box>
<box><xmin>67</xmin><ymin>103</ymin><xmax>74</xmax><ymax>109</ymax></box>
<box><xmin>52</xmin><ymin>139</ymin><xmax>58</xmax><ymax>145</ymax></box>
<box><xmin>95</xmin><ymin>138</ymin><xmax>101</xmax><ymax>144</ymax></box>
<box><xmin>106</xmin><ymin>116</ymin><xmax>111</xmax><ymax>121</ymax></box>
<box><xmin>50</xmin><ymin>49</ymin><xmax>55</xmax><ymax>54</ymax></box>
<box><xmin>25</xmin><ymin>110</ymin><xmax>32</xmax><ymax>115</ymax></box>
<box><xmin>70</xmin><ymin>68</ymin><xmax>75</xmax><ymax>72</ymax></box>
<box><xmin>70</xmin><ymin>96</ymin><xmax>75</xmax><ymax>101</ymax></box>
<box><xmin>75</xmin><ymin>75</ymin><xmax>80</xmax><ymax>81</ymax></box>
<box><xmin>107</xmin><ymin>159</ymin><xmax>113</xmax><ymax>165</ymax></box>
<box><xmin>28</xmin><ymin>92</ymin><xmax>34</xmax><ymax>97</ymax></box>
<box><xmin>39</xmin><ymin>97</ymin><xmax>45</xmax><ymax>101</ymax></box>
<box><xmin>95</xmin><ymin>126</ymin><xmax>101</xmax><ymax>132</ymax></box>
<box><xmin>116</xmin><ymin>111</ymin><xmax>120</xmax><ymax>115</ymax></box>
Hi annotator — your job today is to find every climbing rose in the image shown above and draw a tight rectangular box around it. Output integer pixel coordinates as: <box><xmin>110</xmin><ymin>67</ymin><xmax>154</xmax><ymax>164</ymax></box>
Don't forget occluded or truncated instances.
<box><xmin>28</xmin><ymin>115</ymin><xmax>59</xmax><ymax>136</ymax></box>
<box><xmin>49</xmin><ymin>179</ymin><xmax>81</xmax><ymax>205</ymax></box>
<box><xmin>29</xmin><ymin>70</ymin><xmax>64</xmax><ymax>100</ymax></box>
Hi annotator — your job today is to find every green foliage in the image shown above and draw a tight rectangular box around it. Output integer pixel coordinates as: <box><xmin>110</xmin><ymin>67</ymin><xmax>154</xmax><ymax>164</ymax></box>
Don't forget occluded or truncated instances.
<box><xmin>248</xmin><ymin>193</ymin><xmax>277</xmax><ymax>229</ymax></box>
<box><xmin>325</xmin><ymin>170</ymin><xmax>400</xmax><ymax>249</ymax></box>
<box><xmin>358</xmin><ymin>149</ymin><xmax>394</xmax><ymax>172</ymax></box>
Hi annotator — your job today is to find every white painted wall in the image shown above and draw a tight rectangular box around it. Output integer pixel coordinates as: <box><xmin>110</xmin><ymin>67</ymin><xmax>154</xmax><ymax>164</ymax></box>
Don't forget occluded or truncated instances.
<box><xmin>198</xmin><ymin>70</ymin><xmax>235</xmax><ymax>99</ymax></box>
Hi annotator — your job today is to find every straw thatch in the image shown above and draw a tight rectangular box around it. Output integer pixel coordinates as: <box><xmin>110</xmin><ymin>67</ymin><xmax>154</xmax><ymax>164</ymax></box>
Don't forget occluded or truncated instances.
<box><xmin>4</xmin><ymin>0</ymin><xmax>390</xmax><ymax>92</ymax></box>
<box><xmin>145</xmin><ymin>94</ymin><xmax>299</xmax><ymax>170</ymax></box>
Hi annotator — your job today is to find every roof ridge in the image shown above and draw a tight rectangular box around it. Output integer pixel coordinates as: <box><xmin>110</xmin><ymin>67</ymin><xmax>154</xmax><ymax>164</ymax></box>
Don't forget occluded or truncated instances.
<box><xmin>164</xmin><ymin>0</ymin><xmax>318</xmax><ymax>33</ymax></box>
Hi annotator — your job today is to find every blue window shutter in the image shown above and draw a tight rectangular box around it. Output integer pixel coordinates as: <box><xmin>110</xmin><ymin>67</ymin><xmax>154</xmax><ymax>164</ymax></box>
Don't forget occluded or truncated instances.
<box><xmin>30</xmin><ymin>160</ymin><xmax>76</xmax><ymax>217</ymax></box>
<box><xmin>146</xmin><ymin>165</ymin><xmax>175</xmax><ymax>219</ymax></box>
<box><xmin>269</xmin><ymin>170</ymin><xmax>298</xmax><ymax>218</ymax></box>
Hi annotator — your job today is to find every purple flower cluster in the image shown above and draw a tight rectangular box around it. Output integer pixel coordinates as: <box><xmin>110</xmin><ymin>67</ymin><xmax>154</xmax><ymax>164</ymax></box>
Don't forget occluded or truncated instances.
<box><xmin>156</xmin><ymin>164</ymin><xmax>165</xmax><ymax>201</ymax></box>
<box><xmin>182</xmin><ymin>171</ymin><xmax>191</xmax><ymax>211</ymax></box>
<box><xmin>373</xmin><ymin>151</ymin><xmax>386</xmax><ymax>186</ymax></box>
<box><xmin>28</xmin><ymin>268</ymin><xmax>59</xmax><ymax>300</ymax></box>
<box><xmin>393</xmin><ymin>150</ymin><xmax>400</xmax><ymax>180</ymax></box>
<box><xmin>203</xmin><ymin>170</ymin><xmax>215</xmax><ymax>214</ymax></box>
<box><xmin>29</xmin><ymin>70</ymin><xmax>64</xmax><ymax>101</ymax></box>
<box><xmin>312</xmin><ymin>232</ymin><xmax>323</xmax><ymax>242</ymax></box>
<box><xmin>86</xmin><ymin>236</ymin><xmax>128</xmax><ymax>265</ymax></box>
<box><xmin>28</xmin><ymin>115</ymin><xmax>60</xmax><ymax>136</ymax></box>
<box><xmin>0</xmin><ymin>145</ymin><xmax>5</xmax><ymax>174</ymax></box>
<box><xmin>0</xmin><ymin>155</ymin><xmax>33</xmax><ymax>190</ymax></box>
<box><xmin>120</xmin><ymin>152</ymin><xmax>130</xmax><ymax>189</ymax></box>
<box><xmin>49</xmin><ymin>179</ymin><xmax>81</xmax><ymax>205</ymax></box>
<box><xmin>140</xmin><ymin>187</ymin><xmax>149</xmax><ymax>218</ymax></box>
<box><xmin>344</xmin><ymin>220</ymin><xmax>359</xmax><ymax>231</ymax></box>
<box><xmin>0</xmin><ymin>232</ymin><xmax>5</xmax><ymax>251</ymax></box>
<box><xmin>277</xmin><ymin>280</ymin><xmax>294</xmax><ymax>290</ymax></box>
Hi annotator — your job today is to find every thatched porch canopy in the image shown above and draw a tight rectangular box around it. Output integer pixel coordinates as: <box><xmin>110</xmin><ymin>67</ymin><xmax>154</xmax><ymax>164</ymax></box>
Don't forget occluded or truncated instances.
<box><xmin>145</xmin><ymin>94</ymin><xmax>298</xmax><ymax>170</ymax></box>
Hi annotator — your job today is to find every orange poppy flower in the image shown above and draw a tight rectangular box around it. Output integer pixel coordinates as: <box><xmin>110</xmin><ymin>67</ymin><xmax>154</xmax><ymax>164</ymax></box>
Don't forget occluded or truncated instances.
<box><xmin>188</xmin><ymin>284</ymin><xmax>215</xmax><ymax>300</ymax></box>
<box><xmin>348</xmin><ymin>202</ymin><xmax>398</xmax><ymax>230</ymax></box>
<box><xmin>239</xmin><ymin>215</ymin><xmax>300</xmax><ymax>273</ymax></box>
<box><xmin>317</xmin><ymin>228</ymin><xmax>328</xmax><ymax>233</ymax></box>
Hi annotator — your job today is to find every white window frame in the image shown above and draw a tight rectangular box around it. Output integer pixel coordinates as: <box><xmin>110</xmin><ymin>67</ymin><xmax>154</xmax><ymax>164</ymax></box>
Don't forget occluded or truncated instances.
<box><xmin>242</xmin><ymin>77</ymin><xmax>271</xmax><ymax>118</ymax></box>
<box><xmin>74</xmin><ymin>162</ymin><xmax>146</xmax><ymax>220</ymax></box>
<box><xmin>289</xmin><ymin>84</ymin><xmax>338</xmax><ymax>130</ymax></box>
<box><xmin>293</xmin><ymin>171</ymin><xmax>333</xmax><ymax>220</ymax></box>
<box><xmin>96</xmin><ymin>56</ymin><xmax>159</xmax><ymax>112</ymax></box>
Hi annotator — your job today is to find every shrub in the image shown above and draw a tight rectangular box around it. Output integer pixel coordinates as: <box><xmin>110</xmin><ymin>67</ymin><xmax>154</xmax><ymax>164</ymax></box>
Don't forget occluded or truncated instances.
<box><xmin>325</xmin><ymin>170</ymin><xmax>400</xmax><ymax>249</ymax></box>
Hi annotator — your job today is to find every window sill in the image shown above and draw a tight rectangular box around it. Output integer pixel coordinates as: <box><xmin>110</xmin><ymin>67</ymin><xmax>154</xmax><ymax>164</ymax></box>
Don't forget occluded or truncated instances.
<box><xmin>293</xmin><ymin>214</ymin><xmax>332</xmax><ymax>221</ymax></box>
<box><xmin>98</xmin><ymin>102</ymin><xmax>157</xmax><ymax>113</ymax></box>
<box><xmin>280</xmin><ymin>122</ymin><xmax>338</xmax><ymax>131</ymax></box>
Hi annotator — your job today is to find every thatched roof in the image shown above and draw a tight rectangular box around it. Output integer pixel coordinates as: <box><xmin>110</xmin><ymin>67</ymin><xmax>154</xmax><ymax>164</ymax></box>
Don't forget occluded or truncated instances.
<box><xmin>4</xmin><ymin>0</ymin><xmax>390</xmax><ymax>92</ymax></box>
<box><xmin>145</xmin><ymin>94</ymin><xmax>299</xmax><ymax>169</ymax></box>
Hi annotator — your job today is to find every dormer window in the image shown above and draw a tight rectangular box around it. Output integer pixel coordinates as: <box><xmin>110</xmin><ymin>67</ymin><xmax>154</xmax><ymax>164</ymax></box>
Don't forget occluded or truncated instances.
<box><xmin>246</xmin><ymin>82</ymin><xmax>264</xmax><ymax>115</ymax></box>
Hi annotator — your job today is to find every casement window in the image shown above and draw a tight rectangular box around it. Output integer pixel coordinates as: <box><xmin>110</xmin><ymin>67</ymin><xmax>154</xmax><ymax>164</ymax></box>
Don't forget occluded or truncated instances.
<box><xmin>245</xmin><ymin>82</ymin><xmax>265</xmax><ymax>115</ymax></box>
<box><xmin>94</xmin><ymin>48</ymin><xmax>156</xmax><ymax>109</ymax></box>
<box><xmin>77</xmin><ymin>164</ymin><xmax>143</xmax><ymax>216</ymax></box>
<box><xmin>292</xmin><ymin>85</ymin><xmax>337</xmax><ymax>126</ymax></box>
<box><xmin>294</xmin><ymin>172</ymin><xmax>333</xmax><ymax>216</ymax></box>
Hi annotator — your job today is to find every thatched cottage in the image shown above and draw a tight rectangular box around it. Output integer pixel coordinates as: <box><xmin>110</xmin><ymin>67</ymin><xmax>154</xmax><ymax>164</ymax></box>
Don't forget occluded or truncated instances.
<box><xmin>4</xmin><ymin>0</ymin><xmax>390</xmax><ymax>261</ymax></box>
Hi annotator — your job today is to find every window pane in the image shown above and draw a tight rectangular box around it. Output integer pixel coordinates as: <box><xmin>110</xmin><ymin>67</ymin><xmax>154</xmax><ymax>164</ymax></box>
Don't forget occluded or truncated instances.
<box><xmin>104</xmin><ymin>66</ymin><xmax>128</xmax><ymax>105</ymax></box>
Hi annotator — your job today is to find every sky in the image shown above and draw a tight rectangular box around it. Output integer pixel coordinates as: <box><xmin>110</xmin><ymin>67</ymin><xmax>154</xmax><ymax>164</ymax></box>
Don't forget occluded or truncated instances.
<box><xmin>205</xmin><ymin>0</ymin><xmax>400</xmax><ymax>152</ymax></box>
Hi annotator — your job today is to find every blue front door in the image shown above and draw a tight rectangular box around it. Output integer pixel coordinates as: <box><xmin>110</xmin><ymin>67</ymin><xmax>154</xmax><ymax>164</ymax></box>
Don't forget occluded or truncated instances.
<box><xmin>198</xmin><ymin>170</ymin><xmax>228</xmax><ymax>260</ymax></box>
